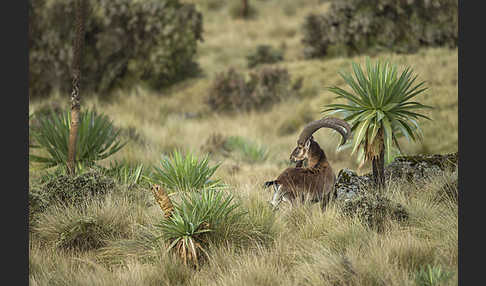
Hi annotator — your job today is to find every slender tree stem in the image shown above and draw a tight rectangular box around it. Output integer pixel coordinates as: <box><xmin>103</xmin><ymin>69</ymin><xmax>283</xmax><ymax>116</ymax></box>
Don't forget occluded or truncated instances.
<box><xmin>241</xmin><ymin>0</ymin><xmax>249</xmax><ymax>18</ymax></box>
<box><xmin>372</xmin><ymin>134</ymin><xmax>386</xmax><ymax>190</ymax></box>
<box><xmin>67</xmin><ymin>0</ymin><xmax>86</xmax><ymax>175</ymax></box>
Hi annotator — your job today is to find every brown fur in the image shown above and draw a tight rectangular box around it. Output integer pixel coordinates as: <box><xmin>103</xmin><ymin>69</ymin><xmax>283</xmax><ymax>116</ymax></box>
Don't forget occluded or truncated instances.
<box><xmin>265</xmin><ymin>117</ymin><xmax>350</xmax><ymax>209</ymax></box>
<box><xmin>266</xmin><ymin>138</ymin><xmax>337</xmax><ymax>209</ymax></box>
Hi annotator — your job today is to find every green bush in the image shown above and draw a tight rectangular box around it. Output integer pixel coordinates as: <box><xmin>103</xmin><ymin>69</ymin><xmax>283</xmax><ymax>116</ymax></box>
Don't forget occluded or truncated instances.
<box><xmin>246</xmin><ymin>45</ymin><xmax>284</xmax><ymax>68</ymax></box>
<box><xmin>29</xmin><ymin>0</ymin><xmax>203</xmax><ymax>98</ymax></box>
<box><xmin>29</xmin><ymin>169</ymin><xmax>116</xmax><ymax>216</ymax></box>
<box><xmin>341</xmin><ymin>191</ymin><xmax>408</xmax><ymax>231</ymax></box>
<box><xmin>301</xmin><ymin>0</ymin><xmax>458</xmax><ymax>59</ymax></box>
<box><xmin>206</xmin><ymin>67</ymin><xmax>300</xmax><ymax>112</ymax></box>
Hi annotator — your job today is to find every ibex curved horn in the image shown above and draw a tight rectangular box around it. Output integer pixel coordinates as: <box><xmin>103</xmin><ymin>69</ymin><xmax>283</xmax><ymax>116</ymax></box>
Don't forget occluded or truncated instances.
<box><xmin>297</xmin><ymin>117</ymin><xmax>351</xmax><ymax>146</ymax></box>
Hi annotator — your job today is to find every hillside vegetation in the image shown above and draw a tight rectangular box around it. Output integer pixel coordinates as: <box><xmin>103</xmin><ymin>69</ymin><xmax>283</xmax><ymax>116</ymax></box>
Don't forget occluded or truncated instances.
<box><xmin>29</xmin><ymin>0</ymin><xmax>458</xmax><ymax>285</ymax></box>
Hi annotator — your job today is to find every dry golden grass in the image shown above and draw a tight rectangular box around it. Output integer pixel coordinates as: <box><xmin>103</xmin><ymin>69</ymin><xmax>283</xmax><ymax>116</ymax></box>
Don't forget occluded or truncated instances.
<box><xmin>29</xmin><ymin>171</ymin><xmax>457</xmax><ymax>285</ymax></box>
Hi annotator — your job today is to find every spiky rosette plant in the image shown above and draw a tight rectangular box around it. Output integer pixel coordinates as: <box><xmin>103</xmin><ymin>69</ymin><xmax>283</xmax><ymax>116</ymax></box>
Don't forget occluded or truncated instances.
<box><xmin>150</xmin><ymin>150</ymin><xmax>224</xmax><ymax>193</ymax></box>
<box><xmin>29</xmin><ymin>109</ymin><xmax>126</xmax><ymax>171</ymax></box>
<box><xmin>323</xmin><ymin>58</ymin><xmax>432</xmax><ymax>189</ymax></box>
<box><xmin>155</xmin><ymin>189</ymin><xmax>244</xmax><ymax>269</ymax></box>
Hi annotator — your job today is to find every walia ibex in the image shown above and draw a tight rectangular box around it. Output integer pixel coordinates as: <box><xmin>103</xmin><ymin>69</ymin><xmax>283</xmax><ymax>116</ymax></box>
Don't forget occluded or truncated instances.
<box><xmin>264</xmin><ymin>117</ymin><xmax>351</xmax><ymax>210</ymax></box>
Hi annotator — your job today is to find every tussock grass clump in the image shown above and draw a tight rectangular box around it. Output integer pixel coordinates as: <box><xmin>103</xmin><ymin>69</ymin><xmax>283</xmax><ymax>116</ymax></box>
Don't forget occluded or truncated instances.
<box><xmin>200</xmin><ymin>134</ymin><xmax>268</xmax><ymax>163</ymax></box>
<box><xmin>200</xmin><ymin>133</ymin><xmax>231</xmax><ymax>156</ymax></box>
<box><xmin>414</xmin><ymin>264</ymin><xmax>454</xmax><ymax>286</ymax></box>
<box><xmin>30</xmin><ymin>238</ymin><xmax>193</xmax><ymax>286</ymax></box>
<box><xmin>32</xmin><ymin>194</ymin><xmax>137</xmax><ymax>251</ymax></box>
<box><xmin>435</xmin><ymin>174</ymin><xmax>458</xmax><ymax>204</ymax></box>
<box><xmin>224</xmin><ymin>136</ymin><xmax>269</xmax><ymax>163</ymax></box>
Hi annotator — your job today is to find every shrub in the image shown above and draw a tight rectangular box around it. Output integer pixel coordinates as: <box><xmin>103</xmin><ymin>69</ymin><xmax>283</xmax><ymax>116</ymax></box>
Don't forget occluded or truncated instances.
<box><xmin>201</xmin><ymin>0</ymin><xmax>226</xmax><ymax>11</ymax></box>
<box><xmin>29</xmin><ymin>169</ymin><xmax>116</xmax><ymax>215</ymax></box>
<box><xmin>207</xmin><ymin>67</ymin><xmax>300</xmax><ymax>112</ymax></box>
<box><xmin>29</xmin><ymin>109</ymin><xmax>126</xmax><ymax>170</ymax></box>
<box><xmin>341</xmin><ymin>191</ymin><xmax>408</xmax><ymax>231</ymax></box>
<box><xmin>150</xmin><ymin>150</ymin><xmax>224</xmax><ymax>193</ymax></box>
<box><xmin>301</xmin><ymin>0</ymin><xmax>458</xmax><ymax>59</ymax></box>
<box><xmin>29</xmin><ymin>0</ymin><xmax>203</xmax><ymax>98</ymax></box>
<box><xmin>246</xmin><ymin>45</ymin><xmax>284</xmax><ymax>68</ymax></box>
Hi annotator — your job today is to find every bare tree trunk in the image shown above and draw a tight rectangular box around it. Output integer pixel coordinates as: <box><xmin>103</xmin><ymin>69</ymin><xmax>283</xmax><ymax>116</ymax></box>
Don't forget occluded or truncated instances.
<box><xmin>67</xmin><ymin>0</ymin><xmax>87</xmax><ymax>175</ymax></box>
<box><xmin>241</xmin><ymin>0</ymin><xmax>249</xmax><ymax>18</ymax></box>
<box><xmin>372</xmin><ymin>131</ymin><xmax>386</xmax><ymax>190</ymax></box>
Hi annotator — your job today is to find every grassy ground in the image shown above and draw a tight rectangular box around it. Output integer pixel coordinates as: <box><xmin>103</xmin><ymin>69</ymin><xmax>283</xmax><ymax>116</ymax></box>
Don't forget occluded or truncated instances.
<box><xmin>29</xmin><ymin>0</ymin><xmax>458</xmax><ymax>285</ymax></box>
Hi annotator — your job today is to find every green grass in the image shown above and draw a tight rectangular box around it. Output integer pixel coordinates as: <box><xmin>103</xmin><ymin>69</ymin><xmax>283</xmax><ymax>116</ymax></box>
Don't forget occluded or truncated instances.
<box><xmin>29</xmin><ymin>0</ymin><xmax>457</xmax><ymax>284</ymax></box>
<box><xmin>224</xmin><ymin>136</ymin><xmax>269</xmax><ymax>164</ymax></box>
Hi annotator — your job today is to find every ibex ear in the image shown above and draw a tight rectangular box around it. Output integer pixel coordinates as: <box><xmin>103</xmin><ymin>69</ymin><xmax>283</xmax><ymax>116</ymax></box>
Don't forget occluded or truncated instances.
<box><xmin>304</xmin><ymin>139</ymin><xmax>312</xmax><ymax>149</ymax></box>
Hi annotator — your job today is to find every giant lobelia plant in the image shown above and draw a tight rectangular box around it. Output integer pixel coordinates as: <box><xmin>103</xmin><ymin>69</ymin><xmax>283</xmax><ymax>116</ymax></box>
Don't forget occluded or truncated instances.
<box><xmin>322</xmin><ymin>58</ymin><xmax>432</xmax><ymax>189</ymax></box>
<box><xmin>30</xmin><ymin>109</ymin><xmax>126</xmax><ymax>170</ymax></box>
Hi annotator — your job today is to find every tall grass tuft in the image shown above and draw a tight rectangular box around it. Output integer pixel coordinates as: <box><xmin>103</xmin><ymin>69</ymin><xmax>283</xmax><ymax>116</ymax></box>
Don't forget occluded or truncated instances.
<box><xmin>224</xmin><ymin>136</ymin><xmax>269</xmax><ymax>163</ymax></box>
<box><xmin>150</xmin><ymin>150</ymin><xmax>224</xmax><ymax>193</ymax></box>
<box><xmin>103</xmin><ymin>159</ymin><xmax>146</xmax><ymax>188</ymax></box>
<box><xmin>32</xmin><ymin>194</ymin><xmax>135</xmax><ymax>251</ymax></box>
<box><xmin>414</xmin><ymin>264</ymin><xmax>454</xmax><ymax>286</ymax></box>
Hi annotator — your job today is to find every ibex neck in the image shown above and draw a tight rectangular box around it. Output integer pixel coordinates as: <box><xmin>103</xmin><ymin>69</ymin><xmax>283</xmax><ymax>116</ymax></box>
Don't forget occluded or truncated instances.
<box><xmin>308</xmin><ymin>148</ymin><xmax>326</xmax><ymax>168</ymax></box>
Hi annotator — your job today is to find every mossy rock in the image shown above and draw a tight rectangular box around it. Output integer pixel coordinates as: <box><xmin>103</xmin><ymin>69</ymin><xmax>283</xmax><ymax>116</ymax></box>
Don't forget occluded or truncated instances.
<box><xmin>385</xmin><ymin>152</ymin><xmax>458</xmax><ymax>182</ymax></box>
<box><xmin>341</xmin><ymin>191</ymin><xmax>409</xmax><ymax>232</ymax></box>
<box><xmin>335</xmin><ymin>168</ymin><xmax>373</xmax><ymax>200</ymax></box>
<box><xmin>334</xmin><ymin>153</ymin><xmax>458</xmax><ymax>199</ymax></box>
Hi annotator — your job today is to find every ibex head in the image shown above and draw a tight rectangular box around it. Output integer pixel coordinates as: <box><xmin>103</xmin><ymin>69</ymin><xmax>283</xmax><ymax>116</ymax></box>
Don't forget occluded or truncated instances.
<box><xmin>289</xmin><ymin>136</ymin><xmax>314</xmax><ymax>163</ymax></box>
<box><xmin>289</xmin><ymin>117</ymin><xmax>351</xmax><ymax>163</ymax></box>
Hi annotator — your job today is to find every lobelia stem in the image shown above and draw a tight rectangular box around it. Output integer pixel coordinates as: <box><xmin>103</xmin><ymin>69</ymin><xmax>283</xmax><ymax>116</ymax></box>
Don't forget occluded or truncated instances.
<box><xmin>67</xmin><ymin>0</ymin><xmax>86</xmax><ymax>175</ymax></box>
